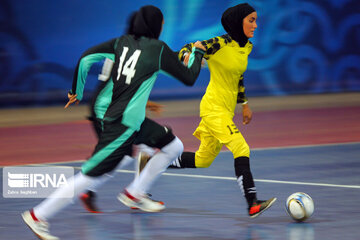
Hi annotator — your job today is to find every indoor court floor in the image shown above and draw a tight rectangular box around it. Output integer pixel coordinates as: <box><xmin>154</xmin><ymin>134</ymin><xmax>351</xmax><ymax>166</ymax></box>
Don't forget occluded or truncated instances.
<box><xmin>1</xmin><ymin>93</ymin><xmax>360</xmax><ymax>240</ymax></box>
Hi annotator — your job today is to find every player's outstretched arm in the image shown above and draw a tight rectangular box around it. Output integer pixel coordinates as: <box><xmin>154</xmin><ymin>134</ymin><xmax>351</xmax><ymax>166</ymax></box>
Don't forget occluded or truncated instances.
<box><xmin>160</xmin><ymin>42</ymin><xmax>205</xmax><ymax>86</ymax></box>
<box><xmin>178</xmin><ymin>35</ymin><xmax>230</xmax><ymax>63</ymax></box>
<box><xmin>70</xmin><ymin>39</ymin><xmax>116</xmax><ymax>102</ymax></box>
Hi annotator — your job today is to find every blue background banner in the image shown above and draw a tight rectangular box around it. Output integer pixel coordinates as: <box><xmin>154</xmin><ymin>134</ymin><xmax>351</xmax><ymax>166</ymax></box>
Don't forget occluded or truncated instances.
<box><xmin>1</xmin><ymin>0</ymin><xmax>359</xmax><ymax>107</ymax></box>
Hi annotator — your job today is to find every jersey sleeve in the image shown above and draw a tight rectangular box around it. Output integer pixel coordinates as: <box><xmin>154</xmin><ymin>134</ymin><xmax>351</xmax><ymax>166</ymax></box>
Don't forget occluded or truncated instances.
<box><xmin>159</xmin><ymin>43</ymin><xmax>205</xmax><ymax>86</ymax></box>
<box><xmin>237</xmin><ymin>74</ymin><xmax>248</xmax><ymax>104</ymax></box>
<box><xmin>178</xmin><ymin>34</ymin><xmax>231</xmax><ymax>61</ymax></box>
<box><xmin>71</xmin><ymin>38</ymin><xmax>117</xmax><ymax>100</ymax></box>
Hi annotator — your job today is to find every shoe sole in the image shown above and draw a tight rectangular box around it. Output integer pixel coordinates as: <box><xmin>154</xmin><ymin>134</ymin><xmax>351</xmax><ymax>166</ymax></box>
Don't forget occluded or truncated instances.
<box><xmin>131</xmin><ymin>200</ymin><xmax>164</xmax><ymax>210</ymax></box>
<box><xmin>250</xmin><ymin>198</ymin><xmax>277</xmax><ymax>218</ymax></box>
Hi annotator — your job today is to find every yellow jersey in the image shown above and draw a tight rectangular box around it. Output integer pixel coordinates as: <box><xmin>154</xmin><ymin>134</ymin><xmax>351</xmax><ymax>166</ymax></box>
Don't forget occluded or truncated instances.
<box><xmin>179</xmin><ymin>34</ymin><xmax>252</xmax><ymax>118</ymax></box>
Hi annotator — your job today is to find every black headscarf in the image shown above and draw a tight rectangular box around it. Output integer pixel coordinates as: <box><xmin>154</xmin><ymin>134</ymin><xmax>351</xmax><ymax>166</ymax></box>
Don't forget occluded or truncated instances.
<box><xmin>126</xmin><ymin>11</ymin><xmax>137</xmax><ymax>35</ymax></box>
<box><xmin>130</xmin><ymin>5</ymin><xmax>163</xmax><ymax>39</ymax></box>
<box><xmin>221</xmin><ymin>3</ymin><xmax>255</xmax><ymax>47</ymax></box>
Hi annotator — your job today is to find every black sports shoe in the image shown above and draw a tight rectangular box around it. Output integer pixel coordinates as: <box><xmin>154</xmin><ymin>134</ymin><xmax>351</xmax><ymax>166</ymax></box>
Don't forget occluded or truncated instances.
<box><xmin>79</xmin><ymin>191</ymin><xmax>103</xmax><ymax>213</ymax></box>
<box><xmin>248</xmin><ymin>198</ymin><xmax>277</xmax><ymax>218</ymax></box>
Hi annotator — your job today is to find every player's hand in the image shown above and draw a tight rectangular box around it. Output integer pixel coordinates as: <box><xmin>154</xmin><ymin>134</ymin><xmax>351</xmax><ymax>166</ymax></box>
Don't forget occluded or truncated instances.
<box><xmin>64</xmin><ymin>93</ymin><xmax>80</xmax><ymax>109</ymax></box>
<box><xmin>194</xmin><ymin>41</ymin><xmax>206</xmax><ymax>51</ymax></box>
<box><xmin>183</xmin><ymin>41</ymin><xmax>205</xmax><ymax>66</ymax></box>
<box><xmin>183</xmin><ymin>53</ymin><xmax>190</xmax><ymax>66</ymax></box>
<box><xmin>183</xmin><ymin>54</ymin><xmax>206</xmax><ymax>67</ymax></box>
<box><xmin>183</xmin><ymin>53</ymin><xmax>206</xmax><ymax>67</ymax></box>
<box><xmin>242</xmin><ymin>103</ymin><xmax>252</xmax><ymax>125</ymax></box>
<box><xmin>146</xmin><ymin>101</ymin><xmax>164</xmax><ymax>116</ymax></box>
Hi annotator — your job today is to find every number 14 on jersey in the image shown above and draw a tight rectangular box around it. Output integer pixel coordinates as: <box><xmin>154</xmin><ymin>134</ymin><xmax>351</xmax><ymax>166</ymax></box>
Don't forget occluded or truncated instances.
<box><xmin>116</xmin><ymin>47</ymin><xmax>142</xmax><ymax>85</ymax></box>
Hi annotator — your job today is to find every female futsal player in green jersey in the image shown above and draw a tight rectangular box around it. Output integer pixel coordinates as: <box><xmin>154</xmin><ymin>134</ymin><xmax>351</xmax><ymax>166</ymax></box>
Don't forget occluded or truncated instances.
<box><xmin>22</xmin><ymin>5</ymin><xmax>205</xmax><ymax>239</ymax></box>
<box><xmin>169</xmin><ymin>3</ymin><xmax>276</xmax><ymax>218</ymax></box>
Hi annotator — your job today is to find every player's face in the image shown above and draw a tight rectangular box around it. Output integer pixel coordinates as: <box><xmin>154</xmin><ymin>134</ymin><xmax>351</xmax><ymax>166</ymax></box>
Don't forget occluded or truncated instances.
<box><xmin>243</xmin><ymin>12</ymin><xmax>257</xmax><ymax>38</ymax></box>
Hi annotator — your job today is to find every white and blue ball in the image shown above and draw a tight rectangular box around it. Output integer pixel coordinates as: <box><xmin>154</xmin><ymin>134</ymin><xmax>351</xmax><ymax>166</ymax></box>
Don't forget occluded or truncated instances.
<box><xmin>285</xmin><ymin>192</ymin><xmax>314</xmax><ymax>222</ymax></box>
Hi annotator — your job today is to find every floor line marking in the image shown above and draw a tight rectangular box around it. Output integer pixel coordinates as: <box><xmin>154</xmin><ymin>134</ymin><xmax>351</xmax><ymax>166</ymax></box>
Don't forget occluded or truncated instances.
<box><xmin>62</xmin><ymin>166</ymin><xmax>360</xmax><ymax>189</ymax></box>
<box><xmin>250</xmin><ymin>141</ymin><xmax>360</xmax><ymax>151</ymax></box>
<box><xmin>159</xmin><ymin>172</ymin><xmax>360</xmax><ymax>189</ymax></box>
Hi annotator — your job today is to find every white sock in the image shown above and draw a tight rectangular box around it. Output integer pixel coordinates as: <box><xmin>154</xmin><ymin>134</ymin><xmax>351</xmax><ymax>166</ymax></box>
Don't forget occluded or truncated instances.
<box><xmin>126</xmin><ymin>137</ymin><xmax>183</xmax><ymax>197</ymax></box>
<box><xmin>86</xmin><ymin>155</ymin><xmax>134</xmax><ymax>192</ymax></box>
<box><xmin>34</xmin><ymin>172</ymin><xmax>95</xmax><ymax>221</ymax></box>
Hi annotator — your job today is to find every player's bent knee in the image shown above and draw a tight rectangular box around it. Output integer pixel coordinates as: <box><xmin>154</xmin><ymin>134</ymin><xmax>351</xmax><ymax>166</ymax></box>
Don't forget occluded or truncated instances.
<box><xmin>161</xmin><ymin>136</ymin><xmax>184</xmax><ymax>157</ymax></box>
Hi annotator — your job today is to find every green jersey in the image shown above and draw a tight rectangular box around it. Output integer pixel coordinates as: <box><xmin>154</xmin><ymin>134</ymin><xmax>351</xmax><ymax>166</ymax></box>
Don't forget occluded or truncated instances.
<box><xmin>71</xmin><ymin>35</ymin><xmax>204</xmax><ymax>130</ymax></box>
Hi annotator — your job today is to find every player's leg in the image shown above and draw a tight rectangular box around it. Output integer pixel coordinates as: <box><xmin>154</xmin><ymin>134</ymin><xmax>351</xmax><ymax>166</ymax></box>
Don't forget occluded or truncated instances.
<box><xmin>126</xmin><ymin>144</ymin><xmax>164</xmax><ymax>211</ymax></box>
<box><xmin>81</xmin><ymin>121</ymin><xmax>157</xmax><ymax>212</ymax></box>
<box><xmin>80</xmin><ymin>155</ymin><xmax>134</xmax><ymax>213</ymax></box>
<box><xmin>81</xmin><ymin>103</ymin><xmax>135</xmax><ymax>213</ymax></box>
<box><xmin>224</xmin><ymin>120</ymin><xmax>276</xmax><ymax>218</ymax></box>
<box><xmin>81</xmin><ymin>82</ymin><xmax>135</xmax><ymax>212</ymax></box>
<box><xmin>169</xmin><ymin>119</ymin><xmax>222</xmax><ymax>168</ymax></box>
<box><xmin>81</xmin><ymin>143</ymin><xmax>157</xmax><ymax>212</ymax></box>
<box><xmin>80</xmin><ymin>80</ymin><xmax>110</xmax><ymax>212</ymax></box>
<box><xmin>22</xmin><ymin>171</ymin><xmax>95</xmax><ymax>240</ymax></box>
<box><xmin>118</xmin><ymin>118</ymin><xmax>182</xmax><ymax>212</ymax></box>
<box><xmin>133</xmin><ymin>143</ymin><xmax>157</xmax><ymax>177</ymax></box>
<box><xmin>119</xmin><ymin>137</ymin><xmax>183</xmax><ymax>212</ymax></box>
<box><xmin>169</xmin><ymin>151</ymin><xmax>196</xmax><ymax>168</ymax></box>
<box><xmin>132</xmin><ymin>118</ymin><xmax>174</xmax><ymax>176</ymax></box>
<box><xmin>22</xmin><ymin>121</ymin><xmax>136</xmax><ymax>239</ymax></box>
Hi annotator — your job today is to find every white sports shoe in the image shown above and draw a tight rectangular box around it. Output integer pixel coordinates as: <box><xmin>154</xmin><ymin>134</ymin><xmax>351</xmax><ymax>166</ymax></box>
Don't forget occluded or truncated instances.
<box><xmin>22</xmin><ymin>210</ymin><xmax>59</xmax><ymax>240</ymax></box>
<box><xmin>118</xmin><ymin>189</ymin><xmax>165</xmax><ymax>212</ymax></box>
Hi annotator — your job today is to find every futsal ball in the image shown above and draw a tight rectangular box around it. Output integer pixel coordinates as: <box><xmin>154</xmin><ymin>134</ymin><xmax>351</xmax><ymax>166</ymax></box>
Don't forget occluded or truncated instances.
<box><xmin>285</xmin><ymin>192</ymin><xmax>314</xmax><ymax>222</ymax></box>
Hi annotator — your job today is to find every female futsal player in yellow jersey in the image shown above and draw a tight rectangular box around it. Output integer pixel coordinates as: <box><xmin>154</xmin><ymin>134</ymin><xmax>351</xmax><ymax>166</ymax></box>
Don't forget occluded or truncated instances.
<box><xmin>169</xmin><ymin>3</ymin><xmax>276</xmax><ymax>218</ymax></box>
